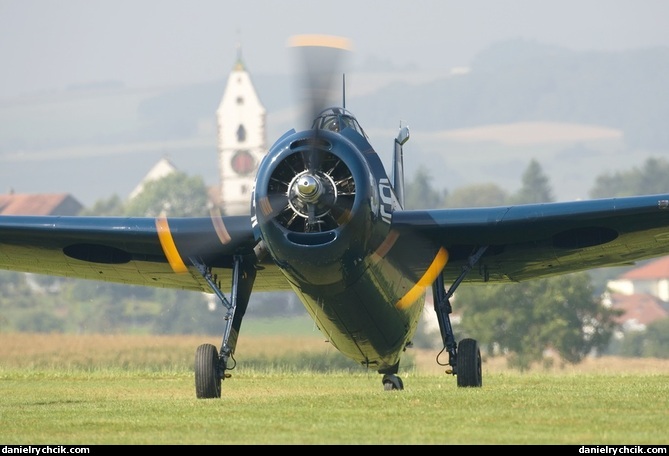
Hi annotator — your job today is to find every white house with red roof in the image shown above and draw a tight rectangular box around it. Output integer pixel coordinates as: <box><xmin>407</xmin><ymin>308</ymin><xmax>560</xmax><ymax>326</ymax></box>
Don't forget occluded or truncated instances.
<box><xmin>607</xmin><ymin>256</ymin><xmax>669</xmax><ymax>301</ymax></box>
<box><xmin>605</xmin><ymin>257</ymin><xmax>669</xmax><ymax>331</ymax></box>
<box><xmin>0</xmin><ymin>192</ymin><xmax>83</xmax><ymax>215</ymax></box>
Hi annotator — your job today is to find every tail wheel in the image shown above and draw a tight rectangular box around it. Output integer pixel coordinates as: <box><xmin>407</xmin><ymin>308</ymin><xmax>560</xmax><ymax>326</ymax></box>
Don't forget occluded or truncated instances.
<box><xmin>382</xmin><ymin>374</ymin><xmax>404</xmax><ymax>391</ymax></box>
<box><xmin>195</xmin><ymin>343</ymin><xmax>222</xmax><ymax>398</ymax></box>
<box><xmin>456</xmin><ymin>338</ymin><xmax>482</xmax><ymax>387</ymax></box>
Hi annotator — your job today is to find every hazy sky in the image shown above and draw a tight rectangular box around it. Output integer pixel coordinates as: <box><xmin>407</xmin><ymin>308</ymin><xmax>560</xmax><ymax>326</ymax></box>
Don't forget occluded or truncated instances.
<box><xmin>2</xmin><ymin>0</ymin><xmax>669</xmax><ymax>99</ymax></box>
<box><xmin>2</xmin><ymin>0</ymin><xmax>669</xmax><ymax>205</ymax></box>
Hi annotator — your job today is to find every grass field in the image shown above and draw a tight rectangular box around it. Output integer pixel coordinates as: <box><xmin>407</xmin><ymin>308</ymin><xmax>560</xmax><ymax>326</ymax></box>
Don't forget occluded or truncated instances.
<box><xmin>1</xmin><ymin>330</ymin><xmax>668</xmax><ymax>445</ymax></box>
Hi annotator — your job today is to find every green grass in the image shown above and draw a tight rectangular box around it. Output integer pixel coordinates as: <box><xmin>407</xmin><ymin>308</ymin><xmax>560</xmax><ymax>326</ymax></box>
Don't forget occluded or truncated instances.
<box><xmin>238</xmin><ymin>315</ymin><xmax>324</xmax><ymax>337</ymax></box>
<box><xmin>1</xmin><ymin>333</ymin><xmax>668</xmax><ymax>445</ymax></box>
<box><xmin>0</xmin><ymin>367</ymin><xmax>667</xmax><ymax>445</ymax></box>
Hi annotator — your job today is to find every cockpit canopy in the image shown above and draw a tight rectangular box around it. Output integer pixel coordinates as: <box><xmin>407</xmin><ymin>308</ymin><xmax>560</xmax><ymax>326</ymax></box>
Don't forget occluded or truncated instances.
<box><xmin>312</xmin><ymin>107</ymin><xmax>367</xmax><ymax>137</ymax></box>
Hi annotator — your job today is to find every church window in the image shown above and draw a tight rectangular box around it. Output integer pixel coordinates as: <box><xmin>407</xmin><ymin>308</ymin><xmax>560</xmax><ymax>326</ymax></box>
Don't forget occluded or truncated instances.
<box><xmin>236</xmin><ymin>124</ymin><xmax>246</xmax><ymax>142</ymax></box>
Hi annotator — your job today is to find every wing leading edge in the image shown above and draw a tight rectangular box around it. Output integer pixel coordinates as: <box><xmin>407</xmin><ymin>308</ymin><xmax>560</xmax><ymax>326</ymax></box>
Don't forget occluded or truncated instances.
<box><xmin>391</xmin><ymin>194</ymin><xmax>669</xmax><ymax>283</ymax></box>
<box><xmin>3</xmin><ymin>195</ymin><xmax>669</xmax><ymax>292</ymax></box>
<box><xmin>0</xmin><ymin>214</ymin><xmax>290</xmax><ymax>292</ymax></box>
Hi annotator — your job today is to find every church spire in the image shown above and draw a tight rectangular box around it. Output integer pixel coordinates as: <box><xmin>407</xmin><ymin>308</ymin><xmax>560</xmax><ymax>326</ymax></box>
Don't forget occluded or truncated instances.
<box><xmin>217</xmin><ymin>45</ymin><xmax>266</xmax><ymax>216</ymax></box>
<box><xmin>233</xmin><ymin>32</ymin><xmax>245</xmax><ymax>71</ymax></box>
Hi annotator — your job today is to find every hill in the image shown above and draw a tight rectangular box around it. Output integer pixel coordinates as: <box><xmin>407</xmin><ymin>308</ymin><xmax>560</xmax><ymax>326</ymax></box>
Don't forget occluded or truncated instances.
<box><xmin>1</xmin><ymin>39</ymin><xmax>668</xmax><ymax>206</ymax></box>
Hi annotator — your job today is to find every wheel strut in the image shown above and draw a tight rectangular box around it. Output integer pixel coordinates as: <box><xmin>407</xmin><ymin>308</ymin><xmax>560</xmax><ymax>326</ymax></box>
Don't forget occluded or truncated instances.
<box><xmin>190</xmin><ymin>255</ymin><xmax>247</xmax><ymax>377</ymax></box>
<box><xmin>432</xmin><ymin>245</ymin><xmax>487</xmax><ymax>375</ymax></box>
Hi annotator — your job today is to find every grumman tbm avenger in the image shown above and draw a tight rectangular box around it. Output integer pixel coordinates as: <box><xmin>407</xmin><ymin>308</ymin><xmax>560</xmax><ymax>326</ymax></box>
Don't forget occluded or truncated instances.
<box><xmin>3</xmin><ymin>35</ymin><xmax>669</xmax><ymax>398</ymax></box>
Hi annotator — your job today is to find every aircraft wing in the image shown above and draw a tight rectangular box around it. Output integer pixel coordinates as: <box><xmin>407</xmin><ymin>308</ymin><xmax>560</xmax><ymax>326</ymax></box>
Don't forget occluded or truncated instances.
<box><xmin>0</xmin><ymin>214</ymin><xmax>291</xmax><ymax>292</ymax></box>
<box><xmin>2</xmin><ymin>194</ymin><xmax>669</xmax><ymax>292</ymax></box>
<box><xmin>391</xmin><ymin>194</ymin><xmax>669</xmax><ymax>283</ymax></box>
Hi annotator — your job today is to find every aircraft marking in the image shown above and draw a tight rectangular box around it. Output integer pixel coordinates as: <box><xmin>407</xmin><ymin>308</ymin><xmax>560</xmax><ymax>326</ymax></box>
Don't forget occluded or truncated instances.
<box><xmin>378</xmin><ymin>178</ymin><xmax>395</xmax><ymax>224</ymax></box>
<box><xmin>395</xmin><ymin>247</ymin><xmax>449</xmax><ymax>310</ymax></box>
<box><xmin>155</xmin><ymin>216</ymin><xmax>188</xmax><ymax>273</ymax></box>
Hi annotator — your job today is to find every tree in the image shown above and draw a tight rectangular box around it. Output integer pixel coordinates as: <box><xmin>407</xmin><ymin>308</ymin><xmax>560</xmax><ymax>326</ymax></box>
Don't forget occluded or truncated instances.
<box><xmin>448</xmin><ymin>158</ymin><xmax>619</xmax><ymax>370</ymax></box>
<box><xmin>80</xmin><ymin>194</ymin><xmax>125</xmax><ymax>216</ymax></box>
<box><xmin>616</xmin><ymin>318</ymin><xmax>669</xmax><ymax>358</ymax></box>
<box><xmin>456</xmin><ymin>273</ymin><xmax>619</xmax><ymax>371</ymax></box>
<box><xmin>0</xmin><ymin>271</ymin><xmax>74</xmax><ymax>332</ymax></box>
<box><xmin>404</xmin><ymin>165</ymin><xmax>447</xmax><ymax>209</ymax></box>
<box><xmin>124</xmin><ymin>171</ymin><xmax>211</xmax><ymax>217</ymax></box>
<box><xmin>445</xmin><ymin>183</ymin><xmax>508</xmax><ymax>208</ymax></box>
<box><xmin>509</xmin><ymin>159</ymin><xmax>554</xmax><ymax>204</ymax></box>
<box><xmin>590</xmin><ymin>157</ymin><xmax>669</xmax><ymax>198</ymax></box>
<box><xmin>1</xmin><ymin>170</ymin><xmax>247</xmax><ymax>334</ymax></box>
<box><xmin>152</xmin><ymin>288</ymin><xmax>222</xmax><ymax>335</ymax></box>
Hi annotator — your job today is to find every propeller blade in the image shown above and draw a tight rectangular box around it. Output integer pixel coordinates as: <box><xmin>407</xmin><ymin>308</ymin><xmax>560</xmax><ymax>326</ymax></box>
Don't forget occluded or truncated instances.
<box><xmin>261</xmin><ymin>193</ymin><xmax>290</xmax><ymax>220</ymax></box>
<box><xmin>257</xmin><ymin>36</ymin><xmax>356</xmax><ymax>234</ymax></box>
<box><xmin>289</xmin><ymin>35</ymin><xmax>351</xmax><ymax>175</ymax></box>
<box><xmin>288</xmin><ymin>34</ymin><xmax>352</xmax><ymax>129</ymax></box>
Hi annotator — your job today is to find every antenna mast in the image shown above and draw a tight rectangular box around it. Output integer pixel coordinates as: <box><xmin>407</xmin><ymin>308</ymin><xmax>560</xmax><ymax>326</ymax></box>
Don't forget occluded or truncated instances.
<box><xmin>342</xmin><ymin>74</ymin><xmax>346</xmax><ymax>109</ymax></box>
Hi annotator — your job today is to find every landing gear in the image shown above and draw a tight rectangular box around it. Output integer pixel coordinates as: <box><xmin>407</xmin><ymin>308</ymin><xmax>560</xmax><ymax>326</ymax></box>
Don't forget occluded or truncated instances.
<box><xmin>195</xmin><ymin>343</ymin><xmax>222</xmax><ymax>398</ymax></box>
<box><xmin>190</xmin><ymin>254</ymin><xmax>256</xmax><ymax>399</ymax></box>
<box><xmin>432</xmin><ymin>245</ymin><xmax>488</xmax><ymax>388</ymax></box>
<box><xmin>379</xmin><ymin>360</ymin><xmax>404</xmax><ymax>391</ymax></box>
<box><xmin>456</xmin><ymin>338</ymin><xmax>482</xmax><ymax>387</ymax></box>
<box><xmin>382</xmin><ymin>374</ymin><xmax>404</xmax><ymax>391</ymax></box>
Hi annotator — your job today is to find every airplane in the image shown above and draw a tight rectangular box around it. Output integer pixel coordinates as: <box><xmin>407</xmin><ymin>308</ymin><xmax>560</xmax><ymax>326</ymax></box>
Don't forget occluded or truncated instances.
<box><xmin>2</xmin><ymin>35</ymin><xmax>669</xmax><ymax>398</ymax></box>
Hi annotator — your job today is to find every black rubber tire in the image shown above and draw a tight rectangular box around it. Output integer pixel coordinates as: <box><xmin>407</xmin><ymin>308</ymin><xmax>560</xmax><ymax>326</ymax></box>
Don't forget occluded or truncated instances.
<box><xmin>382</xmin><ymin>374</ymin><xmax>404</xmax><ymax>391</ymax></box>
<box><xmin>456</xmin><ymin>338</ymin><xmax>482</xmax><ymax>387</ymax></box>
<box><xmin>195</xmin><ymin>343</ymin><xmax>222</xmax><ymax>399</ymax></box>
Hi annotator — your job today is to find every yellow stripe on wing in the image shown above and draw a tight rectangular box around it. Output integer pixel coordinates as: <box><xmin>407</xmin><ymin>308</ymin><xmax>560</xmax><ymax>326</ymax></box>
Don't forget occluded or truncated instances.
<box><xmin>155</xmin><ymin>216</ymin><xmax>188</xmax><ymax>273</ymax></box>
<box><xmin>396</xmin><ymin>247</ymin><xmax>449</xmax><ymax>310</ymax></box>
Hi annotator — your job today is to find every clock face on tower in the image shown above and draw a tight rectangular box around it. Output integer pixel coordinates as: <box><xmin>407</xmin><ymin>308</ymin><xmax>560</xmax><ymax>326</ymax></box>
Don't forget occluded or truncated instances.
<box><xmin>231</xmin><ymin>149</ymin><xmax>256</xmax><ymax>175</ymax></box>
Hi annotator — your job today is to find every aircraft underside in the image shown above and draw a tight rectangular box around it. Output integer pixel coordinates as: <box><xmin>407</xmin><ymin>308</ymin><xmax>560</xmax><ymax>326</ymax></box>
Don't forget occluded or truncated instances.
<box><xmin>191</xmin><ymin>245</ymin><xmax>484</xmax><ymax>397</ymax></box>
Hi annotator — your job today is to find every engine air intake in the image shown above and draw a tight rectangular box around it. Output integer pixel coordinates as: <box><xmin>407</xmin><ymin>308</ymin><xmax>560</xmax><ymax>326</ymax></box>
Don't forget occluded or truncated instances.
<box><xmin>266</xmin><ymin>146</ymin><xmax>355</xmax><ymax>233</ymax></box>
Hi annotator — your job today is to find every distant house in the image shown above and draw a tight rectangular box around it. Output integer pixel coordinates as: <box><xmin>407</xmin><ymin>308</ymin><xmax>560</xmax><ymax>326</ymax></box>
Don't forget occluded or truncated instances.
<box><xmin>602</xmin><ymin>292</ymin><xmax>669</xmax><ymax>333</ymax></box>
<box><xmin>129</xmin><ymin>156</ymin><xmax>221</xmax><ymax>212</ymax></box>
<box><xmin>128</xmin><ymin>156</ymin><xmax>177</xmax><ymax>200</ymax></box>
<box><xmin>605</xmin><ymin>256</ymin><xmax>669</xmax><ymax>331</ymax></box>
<box><xmin>607</xmin><ymin>256</ymin><xmax>669</xmax><ymax>301</ymax></box>
<box><xmin>0</xmin><ymin>192</ymin><xmax>83</xmax><ymax>215</ymax></box>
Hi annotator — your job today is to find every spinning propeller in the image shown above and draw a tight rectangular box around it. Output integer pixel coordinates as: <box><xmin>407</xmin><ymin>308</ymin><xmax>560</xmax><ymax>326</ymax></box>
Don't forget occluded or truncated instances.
<box><xmin>289</xmin><ymin>34</ymin><xmax>352</xmax><ymax>129</ymax></box>
<box><xmin>259</xmin><ymin>35</ymin><xmax>356</xmax><ymax>234</ymax></box>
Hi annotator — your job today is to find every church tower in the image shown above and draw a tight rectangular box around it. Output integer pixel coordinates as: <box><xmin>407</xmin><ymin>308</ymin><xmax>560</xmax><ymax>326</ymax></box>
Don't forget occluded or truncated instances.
<box><xmin>216</xmin><ymin>48</ymin><xmax>266</xmax><ymax>215</ymax></box>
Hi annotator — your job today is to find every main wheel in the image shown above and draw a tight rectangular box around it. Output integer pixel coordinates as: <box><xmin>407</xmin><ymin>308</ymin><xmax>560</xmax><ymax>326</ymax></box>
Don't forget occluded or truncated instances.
<box><xmin>456</xmin><ymin>338</ymin><xmax>482</xmax><ymax>387</ymax></box>
<box><xmin>195</xmin><ymin>343</ymin><xmax>222</xmax><ymax>398</ymax></box>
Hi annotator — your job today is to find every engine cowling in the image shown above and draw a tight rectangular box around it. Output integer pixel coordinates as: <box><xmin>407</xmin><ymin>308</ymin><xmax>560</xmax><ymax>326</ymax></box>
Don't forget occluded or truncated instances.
<box><xmin>251</xmin><ymin>128</ymin><xmax>377</xmax><ymax>286</ymax></box>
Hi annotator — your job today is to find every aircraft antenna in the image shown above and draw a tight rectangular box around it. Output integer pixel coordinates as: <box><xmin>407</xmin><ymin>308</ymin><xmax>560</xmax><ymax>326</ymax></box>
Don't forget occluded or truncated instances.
<box><xmin>342</xmin><ymin>73</ymin><xmax>346</xmax><ymax>109</ymax></box>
